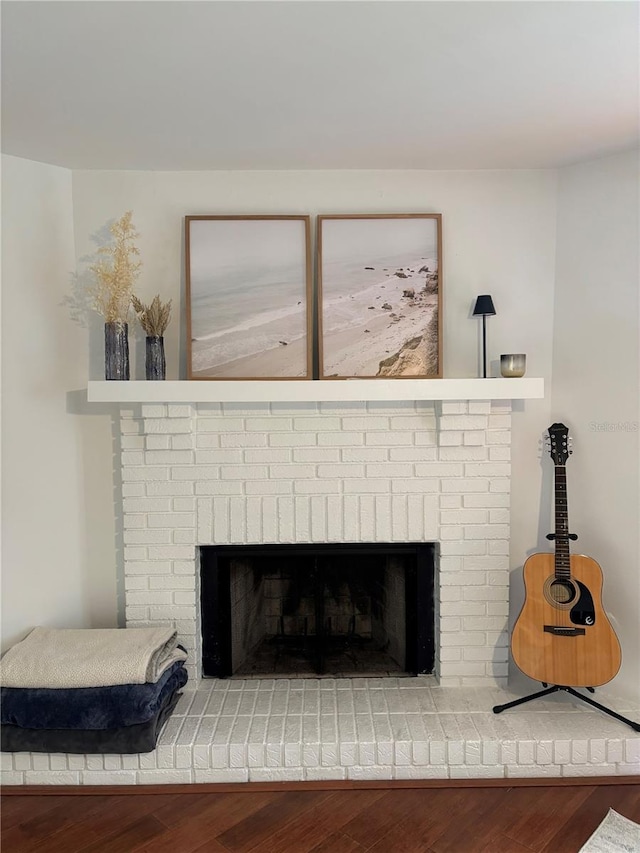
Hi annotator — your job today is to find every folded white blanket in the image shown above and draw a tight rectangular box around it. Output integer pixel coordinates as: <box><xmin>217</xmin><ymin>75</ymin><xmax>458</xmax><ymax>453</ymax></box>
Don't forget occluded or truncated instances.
<box><xmin>0</xmin><ymin>627</ymin><xmax>187</xmax><ymax>689</ymax></box>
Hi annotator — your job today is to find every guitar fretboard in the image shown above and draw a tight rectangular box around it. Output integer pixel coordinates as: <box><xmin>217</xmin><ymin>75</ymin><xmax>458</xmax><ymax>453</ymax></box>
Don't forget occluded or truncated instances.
<box><xmin>554</xmin><ymin>464</ymin><xmax>571</xmax><ymax>579</ymax></box>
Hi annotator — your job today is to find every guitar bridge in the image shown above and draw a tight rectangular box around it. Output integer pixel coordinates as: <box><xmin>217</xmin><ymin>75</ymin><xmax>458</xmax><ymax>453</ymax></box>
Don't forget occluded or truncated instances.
<box><xmin>544</xmin><ymin>626</ymin><xmax>586</xmax><ymax>637</ymax></box>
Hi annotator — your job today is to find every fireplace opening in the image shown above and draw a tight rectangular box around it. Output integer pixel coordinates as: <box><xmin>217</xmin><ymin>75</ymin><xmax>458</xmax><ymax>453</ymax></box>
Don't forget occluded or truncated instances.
<box><xmin>200</xmin><ymin>543</ymin><xmax>435</xmax><ymax>678</ymax></box>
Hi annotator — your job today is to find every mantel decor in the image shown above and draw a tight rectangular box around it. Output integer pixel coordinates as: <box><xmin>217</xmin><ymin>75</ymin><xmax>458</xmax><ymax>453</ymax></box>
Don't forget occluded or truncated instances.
<box><xmin>89</xmin><ymin>211</ymin><xmax>142</xmax><ymax>381</ymax></box>
<box><xmin>185</xmin><ymin>215</ymin><xmax>313</xmax><ymax>381</ymax></box>
<box><xmin>500</xmin><ymin>353</ymin><xmax>526</xmax><ymax>378</ymax></box>
<box><xmin>132</xmin><ymin>295</ymin><xmax>172</xmax><ymax>380</ymax></box>
<box><xmin>317</xmin><ymin>214</ymin><xmax>442</xmax><ymax>380</ymax></box>
<box><xmin>103</xmin><ymin>323</ymin><xmax>130</xmax><ymax>382</ymax></box>
<box><xmin>472</xmin><ymin>294</ymin><xmax>496</xmax><ymax>379</ymax></box>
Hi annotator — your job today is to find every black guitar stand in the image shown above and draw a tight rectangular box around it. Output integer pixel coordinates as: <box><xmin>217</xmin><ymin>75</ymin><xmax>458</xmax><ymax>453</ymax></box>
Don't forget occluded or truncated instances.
<box><xmin>493</xmin><ymin>684</ymin><xmax>640</xmax><ymax>732</ymax></box>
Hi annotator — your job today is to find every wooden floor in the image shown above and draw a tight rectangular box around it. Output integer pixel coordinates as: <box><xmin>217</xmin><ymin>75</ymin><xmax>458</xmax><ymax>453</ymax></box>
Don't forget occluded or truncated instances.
<box><xmin>2</xmin><ymin>782</ymin><xmax>639</xmax><ymax>853</ymax></box>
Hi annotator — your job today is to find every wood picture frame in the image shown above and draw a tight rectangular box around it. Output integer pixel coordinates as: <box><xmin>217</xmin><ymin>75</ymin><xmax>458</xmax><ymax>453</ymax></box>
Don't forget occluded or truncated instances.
<box><xmin>185</xmin><ymin>215</ymin><xmax>313</xmax><ymax>380</ymax></box>
<box><xmin>317</xmin><ymin>213</ymin><xmax>442</xmax><ymax>379</ymax></box>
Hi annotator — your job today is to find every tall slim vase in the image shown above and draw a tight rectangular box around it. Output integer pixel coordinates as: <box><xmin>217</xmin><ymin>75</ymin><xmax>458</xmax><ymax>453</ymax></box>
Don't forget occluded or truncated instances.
<box><xmin>104</xmin><ymin>322</ymin><xmax>130</xmax><ymax>380</ymax></box>
<box><xmin>145</xmin><ymin>335</ymin><xmax>166</xmax><ymax>380</ymax></box>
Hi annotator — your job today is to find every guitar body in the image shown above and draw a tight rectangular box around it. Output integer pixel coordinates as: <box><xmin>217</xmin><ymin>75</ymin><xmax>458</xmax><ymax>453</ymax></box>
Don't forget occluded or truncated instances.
<box><xmin>512</xmin><ymin>552</ymin><xmax>621</xmax><ymax>687</ymax></box>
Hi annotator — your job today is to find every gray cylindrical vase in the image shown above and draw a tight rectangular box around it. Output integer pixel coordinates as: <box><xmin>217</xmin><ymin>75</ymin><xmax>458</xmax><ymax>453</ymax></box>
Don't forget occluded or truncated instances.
<box><xmin>104</xmin><ymin>322</ymin><xmax>130</xmax><ymax>380</ymax></box>
<box><xmin>145</xmin><ymin>335</ymin><xmax>166</xmax><ymax>380</ymax></box>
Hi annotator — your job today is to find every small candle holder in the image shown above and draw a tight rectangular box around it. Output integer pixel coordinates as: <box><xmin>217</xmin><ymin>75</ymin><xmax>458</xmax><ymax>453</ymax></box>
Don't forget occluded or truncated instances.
<box><xmin>500</xmin><ymin>353</ymin><xmax>526</xmax><ymax>378</ymax></box>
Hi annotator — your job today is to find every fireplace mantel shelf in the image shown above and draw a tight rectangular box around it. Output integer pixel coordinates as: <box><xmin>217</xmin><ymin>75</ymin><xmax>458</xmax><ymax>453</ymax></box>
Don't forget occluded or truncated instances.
<box><xmin>87</xmin><ymin>377</ymin><xmax>543</xmax><ymax>403</ymax></box>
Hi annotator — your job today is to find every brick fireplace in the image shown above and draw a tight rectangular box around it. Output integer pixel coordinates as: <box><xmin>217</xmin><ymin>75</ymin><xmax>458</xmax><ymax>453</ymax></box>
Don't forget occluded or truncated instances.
<box><xmin>121</xmin><ymin>398</ymin><xmax>513</xmax><ymax>686</ymax></box>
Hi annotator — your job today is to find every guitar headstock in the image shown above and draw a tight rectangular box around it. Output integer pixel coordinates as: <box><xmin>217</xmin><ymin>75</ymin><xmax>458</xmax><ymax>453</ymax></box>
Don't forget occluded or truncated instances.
<box><xmin>547</xmin><ymin>422</ymin><xmax>572</xmax><ymax>465</ymax></box>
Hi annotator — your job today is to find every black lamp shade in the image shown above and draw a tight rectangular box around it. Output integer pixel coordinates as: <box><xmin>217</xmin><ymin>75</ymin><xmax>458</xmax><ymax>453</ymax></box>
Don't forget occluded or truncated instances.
<box><xmin>472</xmin><ymin>295</ymin><xmax>496</xmax><ymax>316</ymax></box>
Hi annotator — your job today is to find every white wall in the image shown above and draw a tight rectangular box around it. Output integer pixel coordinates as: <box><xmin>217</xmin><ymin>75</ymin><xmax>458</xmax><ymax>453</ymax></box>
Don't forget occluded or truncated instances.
<box><xmin>1</xmin><ymin>155</ymin><xmax>118</xmax><ymax>651</ymax></box>
<box><xmin>552</xmin><ymin>150</ymin><xmax>640</xmax><ymax>701</ymax></box>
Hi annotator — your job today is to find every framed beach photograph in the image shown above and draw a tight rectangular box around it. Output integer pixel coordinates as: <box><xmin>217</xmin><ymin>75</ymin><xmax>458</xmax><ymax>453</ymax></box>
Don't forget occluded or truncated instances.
<box><xmin>185</xmin><ymin>215</ymin><xmax>313</xmax><ymax>379</ymax></box>
<box><xmin>317</xmin><ymin>214</ymin><xmax>442</xmax><ymax>379</ymax></box>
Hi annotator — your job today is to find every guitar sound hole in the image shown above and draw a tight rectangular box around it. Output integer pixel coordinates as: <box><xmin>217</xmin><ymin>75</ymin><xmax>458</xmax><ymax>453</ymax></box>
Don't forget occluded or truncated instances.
<box><xmin>549</xmin><ymin>580</ymin><xmax>576</xmax><ymax>604</ymax></box>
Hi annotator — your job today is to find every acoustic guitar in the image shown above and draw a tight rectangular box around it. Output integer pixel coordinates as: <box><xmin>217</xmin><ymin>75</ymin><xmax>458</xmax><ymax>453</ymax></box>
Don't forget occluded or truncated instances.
<box><xmin>511</xmin><ymin>422</ymin><xmax>621</xmax><ymax>687</ymax></box>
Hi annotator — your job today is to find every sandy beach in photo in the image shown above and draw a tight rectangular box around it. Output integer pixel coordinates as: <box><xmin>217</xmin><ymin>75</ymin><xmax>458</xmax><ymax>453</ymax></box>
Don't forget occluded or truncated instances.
<box><xmin>192</xmin><ymin>314</ymin><xmax>309</xmax><ymax>378</ymax></box>
<box><xmin>320</xmin><ymin>256</ymin><xmax>439</xmax><ymax>377</ymax></box>
<box><xmin>190</xmin><ymin>285</ymin><xmax>310</xmax><ymax>378</ymax></box>
<box><xmin>188</xmin><ymin>217</ymin><xmax>310</xmax><ymax>378</ymax></box>
<box><xmin>188</xmin><ymin>217</ymin><xmax>439</xmax><ymax>379</ymax></box>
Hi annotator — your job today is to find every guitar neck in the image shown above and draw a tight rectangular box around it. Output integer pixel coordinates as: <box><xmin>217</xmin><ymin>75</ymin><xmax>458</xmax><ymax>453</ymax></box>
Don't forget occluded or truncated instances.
<box><xmin>554</xmin><ymin>464</ymin><xmax>571</xmax><ymax>579</ymax></box>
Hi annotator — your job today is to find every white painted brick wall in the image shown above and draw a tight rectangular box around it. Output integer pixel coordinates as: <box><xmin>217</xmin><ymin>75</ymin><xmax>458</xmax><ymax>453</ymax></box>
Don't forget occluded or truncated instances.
<box><xmin>120</xmin><ymin>400</ymin><xmax>512</xmax><ymax>685</ymax></box>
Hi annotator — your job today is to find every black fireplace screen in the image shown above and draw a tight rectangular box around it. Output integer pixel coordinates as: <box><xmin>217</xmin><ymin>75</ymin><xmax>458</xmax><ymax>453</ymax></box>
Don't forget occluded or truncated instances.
<box><xmin>200</xmin><ymin>543</ymin><xmax>435</xmax><ymax>678</ymax></box>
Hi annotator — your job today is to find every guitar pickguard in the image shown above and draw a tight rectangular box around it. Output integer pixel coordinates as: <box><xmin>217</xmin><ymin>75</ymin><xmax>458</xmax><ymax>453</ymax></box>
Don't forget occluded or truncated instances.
<box><xmin>570</xmin><ymin>581</ymin><xmax>596</xmax><ymax>626</ymax></box>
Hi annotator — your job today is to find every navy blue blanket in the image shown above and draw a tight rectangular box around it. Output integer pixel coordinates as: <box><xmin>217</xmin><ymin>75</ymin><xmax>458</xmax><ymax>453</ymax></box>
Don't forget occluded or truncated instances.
<box><xmin>1</xmin><ymin>689</ymin><xmax>182</xmax><ymax>754</ymax></box>
<box><xmin>1</xmin><ymin>661</ymin><xmax>187</xmax><ymax>730</ymax></box>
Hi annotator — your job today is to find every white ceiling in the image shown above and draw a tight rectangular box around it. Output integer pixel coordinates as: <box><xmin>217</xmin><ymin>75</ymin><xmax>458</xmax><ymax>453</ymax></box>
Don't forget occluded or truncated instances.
<box><xmin>2</xmin><ymin>1</ymin><xmax>638</xmax><ymax>171</ymax></box>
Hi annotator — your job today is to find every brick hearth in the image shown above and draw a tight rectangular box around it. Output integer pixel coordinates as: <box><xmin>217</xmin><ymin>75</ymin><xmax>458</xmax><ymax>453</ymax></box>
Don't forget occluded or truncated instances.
<box><xmin>3</xmin><ymin>678</ymin><xmax>639</xmax><ymax>785</ymax></box>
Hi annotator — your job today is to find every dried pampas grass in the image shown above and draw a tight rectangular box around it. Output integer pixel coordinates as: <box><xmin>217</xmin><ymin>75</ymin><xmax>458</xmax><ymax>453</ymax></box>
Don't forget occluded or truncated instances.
<box><xmin>90</xmin><ymin>211</ymin><xmax>141</xmax><ymax>324</ymax></box>
<box><xmin>132</xmin><ymin>294</ymin><xmax>172</xmax><ymax>337</ymax></box>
